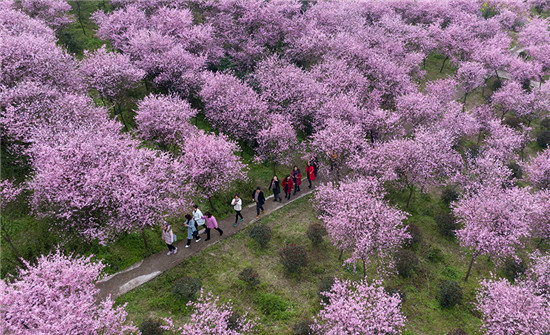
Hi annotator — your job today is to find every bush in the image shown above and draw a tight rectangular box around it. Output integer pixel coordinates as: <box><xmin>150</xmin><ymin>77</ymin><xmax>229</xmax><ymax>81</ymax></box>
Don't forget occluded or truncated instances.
<box><xmin>280</xmin><ymin>244</ymin><xmax>307</xmax><ymax>273</ymax></box>
<box><xmin>254</xmin><ymin>293</ymin><xmax>289</xmax><ymax>319</ymax></box>
<box><xmin>507</xmin><ymin>162</ymin><xmax>523</xmax><ymax>179</ymax></box>
<box><xmin>541</xmin><ymin>118</ymin><xmax>550</xmax><ymax>130</ymax></box>
<box><xmin>238</xmin><ymin>267</ymin><xmax>260</xmax><ymax>288</ymax></box>
<box><xmin>227</xmin><ymin>311</ymin><xmax>242</xmax><ymax>331</ymax></box>
<box><xmin>426</xmin><ymin>245</ymin><xmax>444</xmax><ymax>263</ymax></box>
<box><xmin>293</xmin><ymin>319</ymin><xmax>314</xmax><ymax>335</ymax></box>
<box><xmin>441</xmin><ymin>187</ymin><xmax>459</xmax><ymax>205</ymax></box>
<box><xmin>492</xmin><ymin>79</ymin><xmax>502</xmax><ymax>91</ymax></box>
<box><xmin>317</xmin><ymin>276</ymin><xmax>335</xmax><ymax>304</ymax></box>
<box><xmin>249</xmin><ymin>225</ymin><xmax>272</xmax><ymax>248</ymax></box>
<box><xmin>306</xmin><ymin>223</ymin><xmax>327</xmax><ymax>246</ymax></box>
<box><xmin>140</xmin><ymin>319</ymin><xmax>163</xmax><ymax>335</ymax></box>
<box><xmin>404</xmin><ymin>224</ymin><xmax>422</xmax><ymax>248</ymax></box>
<box><xmin>502</xmin><ymin>258</ymin><xmax>527</xmax><ymax>283</ymax></box>
<box><xmin>447</xmin><ymin>329</ymin><xmax>468</xmax><ymax>335</ymax></box>
<box><xmin>172</xmin><ymin>276</ymin><xmax>202</xmax><ymax>302</ymax></box>
<box><xmin>395</xmin><ymin>249</ymin><xmax>419</xmax><ymax>278</ymax></box>
<box><xmin>435</xmin><ymin>212</ymin><xmax>459</xmax><ymax>238</ymax></box>
<box><xmin>537</xmin><ymin>129</ymin><xmax>550</xmax><ymax>149</ymax></box>
<box><xmin>438</xmin><ymin>280</ymin><xmax>463</xmax><ymax>308</ymax></box>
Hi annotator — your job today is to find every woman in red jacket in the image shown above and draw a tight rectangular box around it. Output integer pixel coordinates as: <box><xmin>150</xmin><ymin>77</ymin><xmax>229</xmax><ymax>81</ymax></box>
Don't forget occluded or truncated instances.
<box><xmin>282</xmin><ymin>174</ymin><xmax>294</xmax><ymax>200</ymax></box>
<box><xmin>292</xmin><ymin>166</ymin><xmax>302</xmax><ymax>195</ymax></box>
<box><xmin>306</xmin><ymin>161</ymin><xmax>316</xmax><ymax>188</ymax></box>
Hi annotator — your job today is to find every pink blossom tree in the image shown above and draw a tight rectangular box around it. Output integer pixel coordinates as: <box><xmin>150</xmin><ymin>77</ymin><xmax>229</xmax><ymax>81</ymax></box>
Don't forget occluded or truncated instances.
<box><xmin>16</xmin><ymin>0</ymin><xmax>73</xmax><ymax>30</ymax></box>
<box><xmin>28</xmin><ymin>122</ymin><xmax>192</xmax><ymax>248</ymax></box>
<box><xmin>200</xmin><ymin>71</ymin><xmax>267</xmax><ymax>144</ymax></box>
<box><xmin>524</xmin><ymin>148</ymin><xmax>550</xmax><ymax>190</ymax></box>
<box><xmin>162</xmin><ymin>290</ymin><xmax>255</xmax><ymax>335</ymax></box>
<box><xmin>79</xmin><ymin>45</ymin><xmax>145</xmax><ymax>129</ymax></box>
<box><xmin>254</xmin><ymin>113</ymin><xmax>298</xmax><ymax>174</ymax></box>
<box><xmin>312</xmin><ymin>278</ymin><xmax>406</xmax><ymax>335</ymax></box>
<box><xmin>531</xmin><ymin>190</ymin><xmax>550</xmax><ymax>247</ymax></box>
<box><xmin>306</xmin><ymin>118</ymin><xmax>368</xmax><ymax>181</ymax></box>
<box><xmin>314</xmin><ymin>177</ymin><xmax>410</xmax><ymax>277</ymax></box>
<box><xmin>476</xmin><ymin>277</ymin><xmax>550</xmax><ymax>335</ymax></box>
<box><xmin>0</xmin><ymin>251</ymin><xmax>136</xmax><ymax>334</ymax></box>
<box><xmin>525</xmin><ymin>252</ymin><xmax>550</xmax><ymax>296</ymax></box>
<box><xmin>456</xmin><ymin>61</ymin><xmax>488</xmax><ymax>108</ymax></box>
<box><xmin>179</xmin><ymin>131</ymin><xmax>248</xmax><ymax>210</ymax></box>
<box><xmin>453</xmin><ymin>185</ymin><xmax>537</xmax><ymax>281</ymax></box>
<box><xmin>376</xmin><ymin>128</ymin><xmax>463</xmax><ymax>208</ymax></box>
<box><xmin>134</xmin><ymin>93</ymin><xmax>198</xmax><ymax>149</ymax></box>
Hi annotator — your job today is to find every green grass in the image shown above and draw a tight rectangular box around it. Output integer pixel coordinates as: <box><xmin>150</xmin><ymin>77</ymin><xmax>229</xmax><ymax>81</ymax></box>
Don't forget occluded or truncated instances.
<box><xmin>116</xmin><ymin>192</ymin><xmax>501</xmax><ymax>334</ymax></box>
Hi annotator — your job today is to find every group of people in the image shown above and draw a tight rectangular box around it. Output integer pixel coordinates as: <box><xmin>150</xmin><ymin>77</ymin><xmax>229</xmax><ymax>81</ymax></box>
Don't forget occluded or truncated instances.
<box><xmin>162</xmin><ymin>160</ymin><xmax>317</xmax><ymax>255</ymax></box>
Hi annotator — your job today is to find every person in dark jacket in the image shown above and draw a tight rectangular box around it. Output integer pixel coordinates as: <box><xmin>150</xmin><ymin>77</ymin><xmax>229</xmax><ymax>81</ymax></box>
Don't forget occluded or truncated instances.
<box><xmin>251</xmin><ymin>187</ymin><xmax>265</xmax><ymax>218</ymax></box>
<box><xmin>282</xmin><ymin>175</ymin><xmax>294</xmax><ymax>200</ymax></box>
<box><xmin>292</xmin><ymin>166</ymin><xmax>302</xmax><ymax>195</ymax></box>
<box><xmin>268</xmin><ymin>175</ymin><xmax>282</xmax><ymax>202</ymax></box>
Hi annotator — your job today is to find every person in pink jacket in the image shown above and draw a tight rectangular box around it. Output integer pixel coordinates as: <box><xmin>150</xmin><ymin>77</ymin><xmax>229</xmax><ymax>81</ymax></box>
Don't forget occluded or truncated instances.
<box><xmin>202</xmin><ymin>212</ymin><xmax>223</xmax><ymax>241</ymax></box>
<box><xmin>162</xmin><ymin>223</ymin><xmax>177</xmax><ymax>256</ymax></box>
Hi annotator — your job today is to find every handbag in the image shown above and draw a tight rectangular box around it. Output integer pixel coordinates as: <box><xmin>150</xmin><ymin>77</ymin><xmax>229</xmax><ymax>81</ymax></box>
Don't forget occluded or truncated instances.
<box><xmin>173</xmin><ymin>234</ymin><xmax>177</xmax><ymax>243</ymax></box>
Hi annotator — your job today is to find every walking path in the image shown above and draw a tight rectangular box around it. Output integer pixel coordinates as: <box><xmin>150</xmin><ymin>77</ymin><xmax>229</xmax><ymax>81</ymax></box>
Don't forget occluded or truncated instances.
<box><xmin>95</xmin><ymin>182</ymin><xmax>316</xmax><ymax>302</ymax></box>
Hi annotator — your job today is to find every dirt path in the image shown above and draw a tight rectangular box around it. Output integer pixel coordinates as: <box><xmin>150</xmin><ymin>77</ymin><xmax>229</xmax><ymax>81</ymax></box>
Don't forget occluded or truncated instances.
<box><xmin>95</xmin><ymin>182</ymin><xmax>316</xmax><ymax>302</ymax></box>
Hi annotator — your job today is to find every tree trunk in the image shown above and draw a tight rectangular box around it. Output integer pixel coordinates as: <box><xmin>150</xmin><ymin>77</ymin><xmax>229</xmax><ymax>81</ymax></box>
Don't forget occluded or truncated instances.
<box><xmin>273</xmin><ymin>162</ymin><xmax>277</xmax><ymax>176</ymax></box>
<box><xmin>1</xmin><ymin>225</ymin><xmax>27</xmax><ymax>269</ymax></box>
<box><xmin>339</xmin><ymin>249</ymin><xmax>344</xmax><ymax>261</ymax></box>
<box><xmin>141</xmin><ymin>227</ymin><xmax>150</xmax><ymax>255</ymax></box>
<box><xmin>422</xmin><ymin>58</ymin><xmax>426</xmax><ymax>69</ymax></box>
<box><xmin>76</xmin><ymin>2</ymin><xmax>86</xmax><ymax>36</ymax></box>
<box><xmin>406</xmin><ymin>185</ymin><xmax>414</xmax><ymax>209</ymax></box>
<box><xmin>439</xmin><ymin>56</ymin><xmax>449</xmax><ymax>73</ymax></box>
<box><xmin>495</xmin><ymin>69</ymin><xmax>500</xmax><ymax>81</ymax></box>
<box><xmin>537</xmin><ymin>238</ymin><xmax>546</xmax><ymax>249</ymax></box>
<box><xmin>116</xmin><ymin>103</ymin><xmax>129</xmax><ymax>131</ymax></box>
<box><xmin>464</xmin><ymin>252</ymin><xmax>477</xmax><ymax>282</ymax></box>
<box><xmin>208</xmin><ymin>197</ymin><xmax>216</xmax><ymax>212</ymax></box>
<box><xmin>462</xmin><ymin>92</ymin><xmax>468</xmax><ymax>112</ymax></box>
<box><xmin>362</xmin><ymin>257</ymin><xmax>366</xmax><ymax>279</ymax></box>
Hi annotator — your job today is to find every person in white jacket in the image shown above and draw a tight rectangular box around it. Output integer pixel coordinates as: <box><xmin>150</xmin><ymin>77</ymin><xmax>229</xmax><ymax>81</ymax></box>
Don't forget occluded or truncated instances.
<box><xmin>193</xmin><ymin>205</ymin><xmax>206</xmax><ymax>234</ymax></box>
<box><xmin>231</xmin><ymin>194</ymin><xmax>243</xmax><ymax>227</ymax></box>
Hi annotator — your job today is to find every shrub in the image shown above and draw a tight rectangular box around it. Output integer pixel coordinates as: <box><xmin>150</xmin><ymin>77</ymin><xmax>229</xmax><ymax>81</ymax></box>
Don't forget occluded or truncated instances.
<box><xmin>502</xmin><ymin>258</ymin><xmax>527</xmax><ymax>283</ymax></box>
<box><xmin>293</xmin><ymin>319</ymin><xmax>314</xmax><ymax>335</ymax></box>
<box><xmin>306</xmin><ymin>223</ymin><xmax>327</xmax><ymax>246</ymax></box>
<box><xmin>441</xmin><ymin>187</ymin><xmax>459</xmax><ymax>205</ymax></box>
<box><xmin>404</xmin><ymin>224</ymin><xmax>422</xmax><ymax>248</ymax></box>
<box><xmin>280</xmin><ymin>244</ymin><xmax>307</xmax><ymax>273</ymax></box>
<box><xmin>227</xmin><ymin>311</ymin><xmax>242</xmax><ymax>331</ymax></box>
<box><xmin>172</xmin><ymin>276</ymin><xmax>202</xmax><ymax>302</ymax></box>
<box><xmin>435</xmin><ymin>212</ymin><xmax>459</xmax><ymax>238</ymax></box>
<box><xmin>438</xmin><ymin>280</ymin><xmax>463</xmax><ymax>308</ymax></box>
<box><xmin>254</xmin><ymin>293</ymin><xmax>289</xmax><ymax>319</ymax></box>
<box><xmin>384</xmin><ymin>286</ymin><xmax>406</xmax><ymax>303</ymax></box>
<box><xmin>447</xmin><ymin>329</ymin><xmax>468</xmax><ymax>335</ymax></box>
<box><xmin>541</xmin><ymin>118</ymin><xmax>550</xmax><ymax>130</ymax></box>
<box><xmin>537</xmin><ymin>129</ymin><xmax>550</xmax><ymax>149</ymax></box>
<box><xmin>249</xmin><ymin>224</ymin><xmax>272</xmax><ymax>248</ymax></box>
<box><xmin>238</xmin><ymin>267</ymin><xmax>260</xmax><ymax>288</ymax></box>
<box><xmin>140</xmin><ymin>319</ymin><xmax>163</xmax><ymax>335</ymax></box>
<box><xmin>317</xmin><ymin>276</ymin><xmax>335</xmax><ymax>304</ymax></box>
<box><xmin>507</xmin><ymin>162</ymin><xmax>522</xmax><ymax>179</ymax></box>
<box><xmin>395</xmin><ymin>249</ymin><xmax>419</xmax><ymax>278</ymax></box>
<box><xmin>426</xmin><ymin>245</ymin><xmax>444</xmax><ymax>263</ymax></box>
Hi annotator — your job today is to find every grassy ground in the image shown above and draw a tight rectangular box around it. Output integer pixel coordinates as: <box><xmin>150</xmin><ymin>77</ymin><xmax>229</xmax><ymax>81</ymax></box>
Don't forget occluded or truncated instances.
<box><xmin>116</xmin><ymin>191</ymin><xmax>505</xmax><ymax>335</ymax></box>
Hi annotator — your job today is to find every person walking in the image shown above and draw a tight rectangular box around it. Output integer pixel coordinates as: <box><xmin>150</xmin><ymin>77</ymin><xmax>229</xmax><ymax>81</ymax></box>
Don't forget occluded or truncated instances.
<box><xmin>251</xmin><ymin>187</ymin><xmax>265</xmax><ymax>219</ymax></box>
<box><xmin>282</xmin><ymin>175</ymin><xmax>294</xmax><ymax>200</ymax></box>
<box><xmin>193</xmin><ymin>205</ymin><xmax>206</xmax><ymax>234</ymax></box>
<box><xmin>268</xmin><ymin>175</ymin><xmax>282</xmax><ymax>202</ymax></box>
<box><xmin>231</xmin><ymin>194</ymin><xmax>243</xmax><ymax>227</ymax></box>
<box><xmin>202</xmin><ymin>212</ymin><xmax>223</xmax><ymax>241</ymax></box>
<box><xmin>183</xmin><ymin>214</ymin><xmax>200</xmax><ymax>248</ymax></box>
<box><xmin>292</xmin><ymin>166</ymin><xmax>302</xmax><ymax>195</ymax></box>
<box><xmin>162</xmin><ymin>223</ymin><xmax>177</xmax><ymax>255</ymax></box>
<box><xmin>306</xmin><ymin>161</ymin><xmax>316</xmax><ymax>188</ymax></box>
